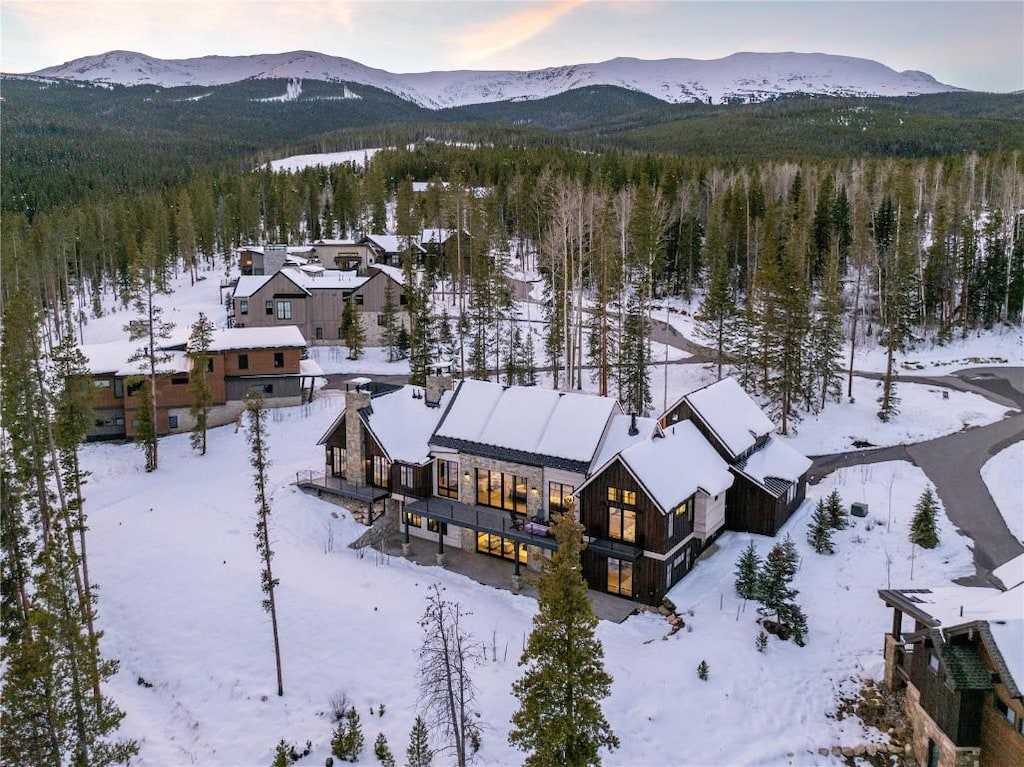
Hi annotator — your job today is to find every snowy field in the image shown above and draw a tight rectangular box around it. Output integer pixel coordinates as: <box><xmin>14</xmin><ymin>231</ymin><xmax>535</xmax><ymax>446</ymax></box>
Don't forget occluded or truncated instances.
<box><xmin>80</xmin><ymin>383</ymin><xmax>980</xmax><ymax>765</ymax></box>
<box><xmin>307</xmin><ymin>346</ymin><xmax>411</xmax><ymax>376</ymax></box>
<box><xmin>269</xmin><ymin>148</ymin><xmax>384</xmax><ymax>173</ymax></box>
<box><xmin>981</xmin><ymin>441</ymin><xmax>1024</xmax><ymax>545</ymax></box>
<box><xmin>847</xmin><ymin>325</ymin><xmax>1024</xmax><ymax>375</ymax></box>
<box><xmin>781</xmin><ymin>375</ymin><xmax>1013</xmax><ymax>455</ymax></box>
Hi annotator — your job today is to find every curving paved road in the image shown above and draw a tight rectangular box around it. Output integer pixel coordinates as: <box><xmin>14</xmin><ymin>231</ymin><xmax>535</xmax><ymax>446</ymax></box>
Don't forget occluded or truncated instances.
<box><xmin>809</xmin><ymin>367</ymin><xmax>1023</xmax><ymax>583</ymax></box>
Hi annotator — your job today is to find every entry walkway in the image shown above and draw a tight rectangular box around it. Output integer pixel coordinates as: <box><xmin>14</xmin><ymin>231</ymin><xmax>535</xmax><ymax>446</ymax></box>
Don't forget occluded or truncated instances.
<box><xmin>383</xmin><ymin>534</ymin><xmax>643</xmax><ymax>624</ymax></box>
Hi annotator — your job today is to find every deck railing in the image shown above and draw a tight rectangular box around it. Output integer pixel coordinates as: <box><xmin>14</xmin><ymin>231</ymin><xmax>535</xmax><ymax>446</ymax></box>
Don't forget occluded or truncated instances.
<box><xmin>405</xmin><ymin>496</ymin><xmax>556</xmax><ymax>547</ymax></box>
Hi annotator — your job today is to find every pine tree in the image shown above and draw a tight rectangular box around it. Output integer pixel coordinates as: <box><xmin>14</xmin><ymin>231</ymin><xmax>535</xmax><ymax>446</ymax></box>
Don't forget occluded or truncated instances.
<box><xmin>342</xmin><ymin>296</ymin><xmax>365</xmax><ymax>360</ymax></box>
<box><xmin>272</xmin><ymin>740</ymin><xmax>291</xmax><ymax>767</ymax></box>
<box><xmin>697</xmin><ymin>661</ymin><xmax>709</xmax><ymax>681</ymax></box>
<box><xmin>734</xmin><ymin>541</ymin><xmax>762</xmax><ymax>601</ymax></box>
<box><xmin>620</xmin><ymin>292</ymin><xmax>652</xmax><ymax>416</ymax></box>
<box><xmin>332</xmin><ymin>707</ymin><xmax>365</xmax><ymax>763</ymax></box>
<box><xmin>825</xmin><ymin>489</ymin><xmax>847</xmax><ymax>530</ymax></box>
<box><xmin>755</xmin><ymin>631</ymin><xmax>768</xmax><ymax>653</ymax></box>
<box><xmin>696</xmin><ymin>200</ymin><xmax>735</xmax><ymax>380</ymax></box>
<box><xmin>176</xmin><ymin>188</ymin><xmax>198</xmax><ymax>284</ymax></box>
<box><xmin>809</xmin><ymin>248</ymin><xmax>844</xmax><ymax>410</ymax></box>
<box><xmin>381</xmin><ymin>280</ymin><xmax>400</xmax><ymax>362</ymax></box>
<box><xmin>911</xmin><ymin>488</ymin><xmax>940</xmax><ymax>549</ymax></box>
<box><xmin>187</xmin><ymin>313</ymin><xmax>216</xmax><ymax>455</ymax></box>
<box><xmin>509</xmin><ymin>514</ymin><xmax>619</xmax><ymax>767</ymax></box>
<box><xmin>757</xmin><ymin>537</ymin><xmax>808</xmax><ymax>645</ymax></box>
<box><xmin>807</xmin><ymin>500</ymin><xmax>835</xmax><ymax>554</ymax></box>
<box><xmin>375</xmin><ymin>733</ymin><xmax>396</xmax><ymax>767</ymax></box>
<box><xmin>406</xmin><ymin>715</ymin><xmax>433</xmax><ymax>767</ymax></box>
<box><xmin>246</xmin><ymin>390</ymin><xmax>284</xmax><ymax>696</ymax></box>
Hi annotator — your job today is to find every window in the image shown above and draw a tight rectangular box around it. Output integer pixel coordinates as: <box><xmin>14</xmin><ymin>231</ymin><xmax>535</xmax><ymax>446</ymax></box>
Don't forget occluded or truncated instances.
<box><xmin>238</xmin><ymin>354</ymin><xmax>249</xmax><ymax>370</ymax></box>
<box><xmin>436</xmin><ymin>459</ymin><xmax>459</xmax><ymax>499</ymax></box>
<box><xmin>93</xmin><ymin>379</ymin><xmax>111</xmax><ymax>389</ymax></box>
<box><xmin>113</xmin><ymin>378</ymin><xmax>123</xmax><ymax>398</ymax></box>
<box><xmin>994</xmin><ymin>696</ymin><xmax>1019</xmax><ymax>729</ymax></box>
<box><xmin>929</xmin><ymin>652</ymin><xmax>940</xmax><ymax>672</ymax></box>
<box><xmin>476</xmin><ymin>532</ymin><xmax>527</xmax><ymax>563</ymax></box>
<box><xmin>127</xmin><ymin>381</ymin><xmax>144</xmax><ymax>397</ymax></box>
<box><xmin>240</xmin><ymin>299</ymin><xmax>249</xmax><ymax>315</ymax></box>
<box><xmin>338</xmin><ymin>326</ymin><xmax>345</xmax><ymax>340</ymax></box>
<box><xmin>377</xmin><ymin>315</ymin><xmax>387</xmax><ymax>326</ymax></box>
<box><xmin>403</xmin><ymin>511</ymin><xmax>423</xmax><ymax>528</ymax></box>
<box><xmin>206</xmin><ymin>358</ymin><xmax>215</xmax><ymax>373</ymax></box>
<box><xmin>168</xmin><ymin>416</ymin><xmax>179</xmax><ymax>429</ymax></box>
<box><xmin>330</xmin><ymin>446</ymin><xmax>346</xmax><ymax>476</ymax></box>
<box><xmin>371</xmin><ymin>455</ymin><xmax>390</xmax><ymax>488</ymax></box>
<box><xmin>315</xmin><ymin>327</ymin><xmax>323</xmax><ymax>340</ymax></box>
<box><xmin>399</xmin><ymin>293</ymin><xmax>408</xmax><ymax>306</ymax></box>
<box><xmin>607</xmin><ymin>487</ymin><xmax>636</xmax><ymax>506</ymax></box>
<box><xmin>115</xmin><ymin>417</ymin><xmax>124</xmax><ymax>426</ymax></box>
<box><xmin>607</xmin><ymin>558</ymin><xmax>633</xmax><ymax>596</ymax></box>
<box><xmin>355</xmin><ymin>294</ymin><xmax>364</xmax><ymax>305</ymax></box>
<box><xmin>475</xmin><ymin>468</ymin><xmax>527</xmax><ymax>513</ymax></box>
<box><xmin>399</xmin><ymin>465</ymin><xmax>415</xmax><ymax>489</ymax></box>
<box><xmin>260</xmin><ymin>384</ymin><xmax>274</xmax><ymax>394</ymax></box>
<box><xmin>171</xmin><ymin>376</ymin><xmax>188</xmax><ymax>385</ymax></box>
<box><xmin>265</xmin><ymin>301</ymin><xmax>273</xmax><ymax>316</ymax></box>
<box><xmin>275</xmin><ymin>301</ymin><xmax>292</xmax><ymax>320</ymax></box>
<box><xmin>274</xmin><ymin>352</ymin><xmax>284</xmax><ymax>368</ymax></box>
<box><xmin>548</xmin><ymin>482</ymin><xmax>574</xmax><ymax>518</ymax></box>
<box><xmin>427</xmin><ymin>519</ymin><xmax>448</xmax><ymax>536</ymax></box>
<box><xmin>675</xmin><ymin>499</ymin><xmax>691</xmax><ymax>517</ymax></box>
<box><xmin>608</xmin><ymin>505</ymin><xmax>637</xmax><ymax>543</ymax></box>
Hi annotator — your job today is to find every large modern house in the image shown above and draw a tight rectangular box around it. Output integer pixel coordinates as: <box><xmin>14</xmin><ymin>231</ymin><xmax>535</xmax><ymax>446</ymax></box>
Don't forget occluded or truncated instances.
<box><xmin>662</xmin><ymin>377</ymin><xmax>811</xmax><ymax>536</ymax></box>
<box><xmin>878</xmin><ymin>555</ymin><xmax>1024</xmax><ymax>767</ymax></box>
<box><xmin>229</xmin><ymin>264</ymin><xmax>410</xmax><ymax>346</ymax></box>
<box><xmin>303</xmin><ymin>374</ymin><xmax>810</xmax><ymax>606</ymax></box>
<box><xmin>83</xmin><ymin>326</ymin><xmax>317</xmax><ymax>441</ymax></box>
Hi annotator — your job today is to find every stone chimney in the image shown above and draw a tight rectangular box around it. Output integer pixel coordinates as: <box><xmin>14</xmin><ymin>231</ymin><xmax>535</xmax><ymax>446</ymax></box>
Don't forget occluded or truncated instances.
<box><xmin>344</xmin><ymin>382</ymin><xmax>372</xmax><ymax>485</ymax></box>
<box><xmin>263</xmin><ymin>243</ymin><xmax>288</xmax><ymax>275</ymax></box>
<box><xmin>425</xmin><ymin>373</ymin><xmax>453</xmax><ymax>408</ymax></box>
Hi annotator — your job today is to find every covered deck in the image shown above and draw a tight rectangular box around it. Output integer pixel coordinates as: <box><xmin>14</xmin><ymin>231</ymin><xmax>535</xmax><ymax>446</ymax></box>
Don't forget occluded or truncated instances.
<box><xmin>404</xmin><ymin>496</ymin><xmax>558</xmax><ymax>552</ymax></box>
<box><xmin>296</xmin><ymin>470</ymin><xmax>389</xmax><ymax>522</ymax></box>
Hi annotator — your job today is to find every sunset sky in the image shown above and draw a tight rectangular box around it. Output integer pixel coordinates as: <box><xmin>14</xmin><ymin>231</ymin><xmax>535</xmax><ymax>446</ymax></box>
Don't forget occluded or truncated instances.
<box><xmin>3</xmin><ymin>1</ymin><xmax>1021</xmax><ymax>92</ymax></box>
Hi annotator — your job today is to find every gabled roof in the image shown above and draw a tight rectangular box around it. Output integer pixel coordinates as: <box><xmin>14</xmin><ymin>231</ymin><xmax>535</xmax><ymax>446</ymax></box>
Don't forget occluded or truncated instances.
<box><xmin>207</xmin><ymin>326</ymin><xmax>306</xmax><ymax>352</ymax></box>
<box><xmin>80</xmin><ymin>341</ymin><xmax>189</xmax><ymax>377</ymax></box>
<box><xmin>733</xmin><ymin>437</ymin><xmax>812</xmax><ymax>497</ymax></box>
<box><xmin>312</xmin><ymin>238</ymin><xmax>360</xmax><ymax>247</ymax></box>
<box><xmin>681</xmin><ymin>377</ymin><xmax>775</xmax><ymax>459</ymax></box>
<box><xmin>362</xmin><ymin>386</ymin><xmax>453</xmax><ymax>465</ymax></box>
<box><xmin>366</xmin><ymin>263</ymin><xmax>408</xmax><ymax>287</ymax></box>
<box><xmin>232</xmin><ymin>267</ymin><xmax>366</xmax><ymax>297</ymax></box>
<box><xmin>589</xmin><ymin>414</ymin><xmax>661</xmax><ymax>474</ymax></box>
<box><xmin>578</xmin><ymin>421</ymin><xmax>734</xmax><ymax>513</ymax></box>
<box><xmin>361</xmin><ymin>234</ymin><xmax>426</xmax><ymax>254</ymax></box>
<box><xmin>431</xmin><ymin>379</ymin><xmax>620</xmax><ymax>473</ymax></box>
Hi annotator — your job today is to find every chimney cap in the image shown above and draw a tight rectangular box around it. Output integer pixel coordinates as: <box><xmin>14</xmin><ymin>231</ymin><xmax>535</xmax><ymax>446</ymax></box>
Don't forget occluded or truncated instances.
<box><xmin>628</xmin><ymin>413</ymin><xmax>639</xmax><ymax>436</ymax></box>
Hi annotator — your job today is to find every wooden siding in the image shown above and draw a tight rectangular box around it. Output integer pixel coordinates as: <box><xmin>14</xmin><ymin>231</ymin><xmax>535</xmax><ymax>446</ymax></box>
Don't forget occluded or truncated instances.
<box><xmin>222</xmin><ymin>347</ymin><xmax>302</xmax><ymax>377</ymax></box>
<box><xmin>353</xmin><ymin>270</ymin><xmax>409</xmax><ymax>314</ymax></box>
<box><xmin>909</xmin><ymin>641</ymin><xmax>968</xmax><ymax>743</ymax></box>
<box><xmin>579</xmin><ymin>456</ymin><xmax>668</xmax><ymax>552</ymax></box>
<box><xmin>390</xmin><ymin>460</ymin><xmax>433</xmax><ymax>499</ymax></box>
<box><xmin>723</xmin><ymin>472</ymin><xmax>804</xmax><ymax>537</ymax></box>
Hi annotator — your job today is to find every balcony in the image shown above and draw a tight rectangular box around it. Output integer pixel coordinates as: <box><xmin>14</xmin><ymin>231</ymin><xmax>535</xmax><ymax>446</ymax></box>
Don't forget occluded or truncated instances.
<box><xmin>584</xmin><ymin>535</ymin><xmax>644</xmax><ymax>562</ymax></box>
<box><xmin>296</xmin><ymin>470</ymin><xmax>390</xmax><ymax>505</ymax></box>
<box><xmin>404</xmin><ymin>497</ymin><xmax>558</xmax><ymax>551</ymax></box>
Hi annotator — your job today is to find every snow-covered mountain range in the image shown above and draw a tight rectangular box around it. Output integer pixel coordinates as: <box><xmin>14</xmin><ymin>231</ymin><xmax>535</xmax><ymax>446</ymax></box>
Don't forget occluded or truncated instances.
<box><xmin>28</xmin><ymin>50</ymin><xmax>961</xmax><ymax>107</ymax></box>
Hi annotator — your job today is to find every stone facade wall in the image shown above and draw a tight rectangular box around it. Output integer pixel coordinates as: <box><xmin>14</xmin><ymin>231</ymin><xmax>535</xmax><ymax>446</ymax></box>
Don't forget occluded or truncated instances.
<box><xmin>906</xmin><ymin>684</ymin><xmax>981</xmax><ymax>767</ymax></box>
<box><xmin>456</xmin><ymin>453</ymin><xmax>545</xmax><ymax>519</ymax></box>
<box><xmin>345</xmin><ymin>390</ymin><xmax>372</xmax><ymax>485</ymax></box>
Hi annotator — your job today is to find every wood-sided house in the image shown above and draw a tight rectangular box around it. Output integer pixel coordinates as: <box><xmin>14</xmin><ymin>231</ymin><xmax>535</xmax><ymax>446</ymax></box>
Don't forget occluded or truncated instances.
<box><xmin>237</xmin><ymin>244</ymin><xmax>316</xmax><ymax>276</ymax></box>
<box><xmin>575</xmin><ymin>420</ymin><xmax>735</xmax><ymax>605</ymax></box>
<box><xmin>229</xmin><ymin>264</ymin><xmax>409</xmax><ymax>346</ymax></box>
<box><xmin>879</xmin><ymin>557</ymin><xmax>1024</xmax><ymax>767</ymax></box>
<box><xmin>82</xmin><ymin>326</ymin><xmax>313</xmax><ymax>441</ymax></box>
<box><xmin>306</xmin><ymin>376</ymin><xmax>741</xmax><ymax>606</ymax></box>
<box><xmin>661</xmin><ymin>377</ymin><xmax>811</xmax><ymax>536</ymax></box>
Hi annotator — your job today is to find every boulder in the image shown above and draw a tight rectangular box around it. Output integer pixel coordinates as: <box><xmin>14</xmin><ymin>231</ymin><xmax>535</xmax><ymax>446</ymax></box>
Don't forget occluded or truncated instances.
<box><xmin>841</xmin><ymin>747</ymin><xmax>855</xmax><ymax>757</ymax></box>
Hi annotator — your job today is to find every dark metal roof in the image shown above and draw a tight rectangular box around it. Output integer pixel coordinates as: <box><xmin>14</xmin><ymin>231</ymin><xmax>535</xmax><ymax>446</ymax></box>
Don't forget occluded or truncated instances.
<box><xmin>430</xmin><ymin>435</ymin><xmax>591</xmax><ymax>474</ymax></box>
<box><xmin>732</xmin><ymin>442</ymin><xmax>796</xmax><ymax>498</ymax></box>
<box><xmin>877</xmin><ymin>589</ymin><xmax>943</xmax><ymax>628</ymax></box>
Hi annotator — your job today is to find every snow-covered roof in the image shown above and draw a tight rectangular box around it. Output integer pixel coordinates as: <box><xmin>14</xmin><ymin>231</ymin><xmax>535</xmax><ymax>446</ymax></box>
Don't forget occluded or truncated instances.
<box><xmin>207</xmin><ymin>326</ymin><xmax>306</xmax><ymax>352</ymax></box>
<box><xmin>684</xmin><ymin>377</ymin><xmax>775</xmax><ymax>458</ymax></box>
<box><xmin>285</xmin><ymin>254</ymin><xmax>310</xmax><ymax>266</ymax></box>
<box><xmin>363</xmin><ymin>234</ymin><xmax>425</xmax><ymax>254</ymax></box>
<box><xmin>590</xmin><ymin>414</ymin><xmax>661</xmax><ymax>474</ymax></box>
<box><xmin>421</xmin><ymin>228</ymin><xmax>455</xmax><ymax>243</ymax></box>
<box><xmin>739</xmin><ymin>437</ymin><xmax>812</xmax><ymax>485</ymax></box>
<box><xmin>367</xmin><ymin>263</ymin><xmax>407</xmax><ymax>287</ymax></box>
<box><xmin>313</xmin><ymin>239</ymin><xmax>360</xmax><ymax>247</ymax></box>
<box><xmin>432</xmin><ymin>379</ymin><xmax>620</xmax><ymax>468</ymax></box>
<box><xmin>233</xmin><ymin>275</ymin><xmax>274</xmax><ymax>298</ymax></box>
<box><xmin>299</xmin><ymin>358</ymin><xmax>324</xmax><ymax>377</ymax></box>
<box><xmin>232</xmin><ymin>268</ymin><xmax>366</xmax><ymax>298</ymax></box>
<box><xmin>992</xmin><ymin>554</ymin><xmax>1024</xmax><ymax>591</ymax></box>
<box><xmin>237</xmin><ymin>245</ymin><xmax>315</xmax><ymax>255</ymax></box>
<box><xmin>364</xmin><ymin>386</ymin><xmax>454</xmax><ymax>464</ymax></box>
<box><xmin>80</xmin><ymin>341</ymin><xmax>190</xmax><ymax>377</ymax></box>
<box><xmin>988</xmin><ymin>618</ymin><xmax>1023</xmax><ymax>695</ymax></box>
<box><xmin>613</xmin><ymin>422</ymin><xmax>734</xmax><ymax>512</ymax></box>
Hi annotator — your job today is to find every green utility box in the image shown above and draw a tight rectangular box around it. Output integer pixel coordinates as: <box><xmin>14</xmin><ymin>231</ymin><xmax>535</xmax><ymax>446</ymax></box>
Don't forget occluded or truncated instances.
<box><xmin>851</xmin><ymin>502</ymin><xmax>869</xmax><ymax>518</ymax></box>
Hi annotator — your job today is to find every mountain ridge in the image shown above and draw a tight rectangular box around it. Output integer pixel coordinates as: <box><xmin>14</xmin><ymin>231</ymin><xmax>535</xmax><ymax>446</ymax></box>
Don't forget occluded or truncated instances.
<box><xmin>25</xmin><ymin>49</ymin><xmax>963</xmax><ymax>107</ymax></box>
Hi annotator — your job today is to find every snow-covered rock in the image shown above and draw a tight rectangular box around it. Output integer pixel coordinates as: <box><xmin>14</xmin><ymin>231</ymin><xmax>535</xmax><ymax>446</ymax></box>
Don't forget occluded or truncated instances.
<box><xmin>27</xmin><ymin>49</ymin><xmax>962</xmax><ymax>107</ymax></box>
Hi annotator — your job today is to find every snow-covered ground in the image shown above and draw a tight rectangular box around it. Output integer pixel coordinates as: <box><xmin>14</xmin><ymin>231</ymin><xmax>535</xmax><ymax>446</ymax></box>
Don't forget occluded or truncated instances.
<box><xmin>80</xmin><ymin>384</ymin><xmax>977</xmax><ymax>767</ymax></box>
<box><xmin>781</xmin><ymin>375</ymin><xmax>1013</xmax><ymax>455</ymax></box>
<box><xmin>981</xmin><ymin>441</ymin><xmax>1024</xmax><ymax>545</ymax></box>
<box><xmin>847</xmin><ymin>326</ymin><xmax>1023</xmax><ymax>375</ymax></box>
<box><xmin>269</xmin><ymin>148</ymin><xmax>383</xmax><ymax>173</ymax></box>
<box><xmin>307</xmin><ymin>345</ymin><xmax>410</xmax><ymax>376</ymax></box>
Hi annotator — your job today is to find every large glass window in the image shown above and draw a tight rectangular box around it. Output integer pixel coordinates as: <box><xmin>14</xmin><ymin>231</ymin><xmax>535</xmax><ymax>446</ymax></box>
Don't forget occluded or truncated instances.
<box><xmin>398</xmin><ymin>465</ymin><xmax>415</xmax><ymax>489</ymax></box>
<box><xmin>475</xmin><ymin>469</ymin><xmax>527</xmax><ymax>513</ymax></box>
<box><xmin>607</xmin><ymin>487</ymin><xmax>636</xmax><ymax>505</ymax></box>
<box><xmin>476</xmin><ymin>532</ymin><xmax>527</xmax><ymax>563</ymax></box>
<box><xmin>276</xmin><ymin>300</ymin><xmax>292</xmax><ymax>320</ymax></box>
<box><xmin>371</xmin><ymin>455</ymin><xmax>390</xmax><ymax>488</ymax></box>
<box><xmin>113</xmin><ymin>378</ymin><xmax>123</xmax><ymax>398</ymax></box>
<box><xmin>240</xmin><ymin>299</ymin><xmax>249</xmax><ymax>315</ymax></box>
<box><xmin>607</xmin><ymin>558</ymin><xmax>634</xmax><ymax>596</ymax></box>
<box><xmin>403</xmin><ymin>511</ymin><xmax>423</xmax><ymax>528</ymax></box>
<box><xmin>548</xmin><ymin>482</ymin><xmax>575</xmax><ymax>519</ymax></box>
<box><xmin>608</xmin><ymin>506</ymin><xmax>637</xmax><ymax>543</ymax></box>
<box><xmin>331</xmin><ymin>446</ymin><xmax>345</xmax><ymax>476</ymax></box>
<box><xmin>437</xmin><ymin>459</ymin><xmax>459</xmax><ymax>499</ymax></box>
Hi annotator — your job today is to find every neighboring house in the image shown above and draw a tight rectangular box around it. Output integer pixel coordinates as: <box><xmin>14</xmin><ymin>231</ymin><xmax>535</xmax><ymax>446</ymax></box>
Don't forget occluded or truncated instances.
<box><xmin>310</xmin><ymin>239</ymin><xmax>377</xmax><ymax>275</ymax></box>
<box><xmin>360</xmin><ymin>235</ymin><xmax>427</xmax><ymax>268</ymax></box>
<box><xmin>879</xmin><ymin>556</ymin><xmax>1024</xmax><ymax>767</ymax></box>
<box><xmin>229</xmin><ymin>264</ymin><xmax>409</xmax><ymax>346</ymax></box>
<box><xmin>237</xmin><ymin>244</ymin><xmax>315</xmax><ymax>276</ymax></box>
<box><xmin>303</xmin><ymin>376</ymin><xmax>746</xmax><ymax>606</ymax></box>
<box><xmin>661</xmin><ymin>377</ymin><xmax>811</xmax><ymax>536</ymax></box>
<box><xmin>82</xmin><ymin>326</ymin><xmax>316</xmax><ymax>441</ymax></box>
